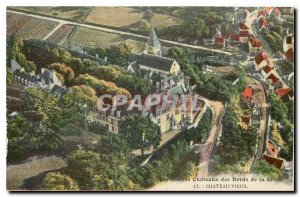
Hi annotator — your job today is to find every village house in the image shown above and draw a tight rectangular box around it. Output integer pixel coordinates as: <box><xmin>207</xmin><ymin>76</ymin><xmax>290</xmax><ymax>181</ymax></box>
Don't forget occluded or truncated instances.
<box><xmin>284</xmin><ymin>48</ymin><xmax>294</xmax><ymax>62</ymax></box>
<box><xmin>271</xmin><ymin>8</ymin><xmax>282</xmax><ymax>21</ymax></box>
<box><xmin>276</xmin><ymin>88</ymin><xmax>293</xmax><ymax>101</ymax></box>
<box><xmin>228</xmin><ymin>34</ymin><xmax>241</xmax><ymax>46</ymax></box>
<box><xmin>215</xmin><ymin>37</ymin><xmax>226</xmax><ymax>48</ymax></box>
<box><xmin>262</xmin><ymin>153</ymin><xmax>285</xmax><ymax>169</ymax></box>
<box><xmin>239</xmin><ymin>23</ymin><xmax>249</xmax><ymax>32</ymax></box>
<box><xmin>254</xmin><ymin>52</ymin><xmax>271</xmax><ymax>71</ymax></box>
<box><xmin>248</xmin><ymin>36</ymin><xmax>262</xmax><ymax>54</ymax></box>
<box><xmin>240</xmin><ymin>86</ymin><xmax>253</xmax><ymax>107</ymax></box>
<box><xmin>283</xmin><ymin>35</ymin><xmax>294</xmax><ymax>53</ymax></box>
<box><xmin>261</xmin><ymin>65</ymin><xmax>274</xmax><ymax>80</ymax></box>
<box><xmin>257</xmin><ymin>9</ymin><xmax>267</xmax><ymax>20</ymax></box>
<box><xmin>259</xmin><ymin>18</ymin><xmax>268</xmax><ymax>31</ymax></box>
<box><xmin>239</xmin><ymin>31</ymin><xmax>249</xmax><ymax>44</ymax></box>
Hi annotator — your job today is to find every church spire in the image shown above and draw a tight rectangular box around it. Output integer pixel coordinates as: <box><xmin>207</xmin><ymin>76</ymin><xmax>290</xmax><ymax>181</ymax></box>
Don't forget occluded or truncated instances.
<box><xmin>146</xmin><ymin>28</ymin><xmax>162</xmax><ymax>56</ymax></box>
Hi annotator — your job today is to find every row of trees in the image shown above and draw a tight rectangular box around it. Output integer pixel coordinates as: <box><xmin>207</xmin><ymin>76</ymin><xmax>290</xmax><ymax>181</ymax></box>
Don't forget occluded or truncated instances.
<box><xmin>268</xmin><ymin>93</ymin><xmax>293</xmax><ymax>161</ymax></box>
<box><xmin>86</xmin><ymin>65</ymin><xmax>150</xmax><ymax>96</ymax></box>
<box><xmin>73</xmin><ymin>74</ymin><xmax>132</xmax><ymax>99</ymax></box>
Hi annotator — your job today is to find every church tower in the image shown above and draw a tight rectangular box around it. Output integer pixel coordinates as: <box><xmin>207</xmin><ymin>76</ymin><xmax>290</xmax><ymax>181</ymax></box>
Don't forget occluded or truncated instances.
<box><xmin>147</xmin><ymin>28</ymin><xmax>162</xmax><ymax>56</ymax></box>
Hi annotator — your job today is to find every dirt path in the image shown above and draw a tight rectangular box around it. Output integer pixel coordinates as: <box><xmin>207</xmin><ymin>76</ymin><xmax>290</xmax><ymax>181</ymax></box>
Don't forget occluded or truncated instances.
<box><xmin>7</xmin><ymin>155</ymin><xmax>67</xmax><ymax>190</ymax></box>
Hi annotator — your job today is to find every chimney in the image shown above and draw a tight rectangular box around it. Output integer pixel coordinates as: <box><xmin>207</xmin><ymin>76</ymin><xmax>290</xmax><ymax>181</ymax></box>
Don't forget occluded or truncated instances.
<box><xmin>96</xmin><ymin>54</ymin><xmax>99</xmax><ymax>58</ymax></box>
<box><xmin>104</xmin><ymin>56</ymin><xmax>108</xmax><ymax>61</ymax></box>
<box><xmin>116</xmin><ymin>111</ymin><xmax>121</xmax><ymax>118</ymax></box>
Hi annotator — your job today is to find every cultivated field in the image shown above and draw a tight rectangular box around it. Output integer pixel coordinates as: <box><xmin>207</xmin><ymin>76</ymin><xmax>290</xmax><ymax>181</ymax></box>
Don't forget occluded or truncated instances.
<box><xmin>7</xmin><ymin>12</ymin><xmax>58</xmax><ymax>40</ymax></box>
<box><xmin>9</xmin><ymin>6</ymin><xmax>92</xmax><ymax>22</ymax></box>
<box><xmin>66</xmin><ymin>27</ymin><xmax>147</xmax><ymax>53</ymax></box>
<box><xmin>47</xmin><ymin>24</ymin><xmax>75</xmax><ymax>44</ymax></box>
<box><xmin>84</xmin><ymin>7</ymin><xmax>183</xmax><ymax>31</ymax></box>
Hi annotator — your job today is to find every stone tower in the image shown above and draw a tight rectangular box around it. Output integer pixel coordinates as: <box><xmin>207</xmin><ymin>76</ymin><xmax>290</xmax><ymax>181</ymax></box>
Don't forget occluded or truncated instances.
<box><xmin>147</xmin><ymin>28</ymin><xmax>162</xmax><ymax>56</ymax></box>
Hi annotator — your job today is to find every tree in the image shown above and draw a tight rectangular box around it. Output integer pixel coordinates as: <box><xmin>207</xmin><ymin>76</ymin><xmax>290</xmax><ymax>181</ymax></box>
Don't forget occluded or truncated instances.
<box><xmin>106</xmin><ymin>43</ymin><xmax>132</xmax><ymax>65</ymax></box>
<box><xmin>138</xmin><ymin>19</ymin><xmax>151</xmax><ymax>33</ymax></box>
<box><xmin>252</xmin><ymin>160</ymin><xmax>282</xmax><ymax>180</ymax></box>
<box><xmin>7</xmin><ymin>115</ymin><xmax>62</xmax><ymax>163</ymax></box>
<box><xmin>271</xmin><ymin>122</ymin><xmax>285</xmax><ymax>147</ymax></box>
<box><xmin>95</xmin><ymin>134</ymin><xmax>131</xmax><ymax>165</ymax></box>
<box><xmin>72</xmin><ymin>74</ymin><xmax>132</xmax><ymax>99</ymax></box>
<box><xmin>21</xmin><ymin>87</ymin><xmax>62</xmax><ymax>124</ymax></box>
<box><xmin>121</xmin><ymin>114</ymin><xmax>161</xmax><ymax>156</ymax></box>
<box><xmin>268</xmin><ymin>93</ymin><xmax>288</xmax><ymax>122</ymax></box>
<box><xmin>182</xmin><ymin>16</ymin><xmax>208</xmax><ymax>38</ymax></box>
<box><xmin>177</xmin><ymin>161</ymin><xmax>196</xmax><ymax>179</ymax></box>
<box><xmin>67</xmin><ymin>149</ymin><xmax>101</xmax><ymax>189</ymax></box>
<box><xmin>7</xmin><ymin>70</ymin><xmax>14</xmax><ymax>86</ymax></box>
<box><xmin>42</xmin><ymin>172</ymin><xmax>79</xmax><ymax>191</ymax></box>
<box><xmin>48</xmin><ymin>63</ymin><xmax>75</xmax><ymax>86</ymax></box>
<box><xmin>87</xmin><ymin>65</ymin><xmax>150</xmax><ymax>96</ymax></box>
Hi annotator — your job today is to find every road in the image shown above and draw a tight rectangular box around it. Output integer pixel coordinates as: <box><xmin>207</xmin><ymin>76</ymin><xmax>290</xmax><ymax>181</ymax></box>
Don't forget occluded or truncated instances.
<box><xmin>7</xmin><ymin>9</ymin><xmax>233</xmax><ymax>56</ymax></box>
<box><xmin>196</xmin><ymin>100</ymin><xmax>225</xmax><ymax>177</ymax></box>
<box><xmin>7</xmin><ymin>155</ymin><xmax>67</xmax><ymax>190</ymax></box>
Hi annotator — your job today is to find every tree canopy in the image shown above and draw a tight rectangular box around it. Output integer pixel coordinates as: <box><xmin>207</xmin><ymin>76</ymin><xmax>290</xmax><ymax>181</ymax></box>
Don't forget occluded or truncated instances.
<box><xmin>121</xmin><ymin>114</ymin><xmax>161</xmax><ymax>156</ymax></box>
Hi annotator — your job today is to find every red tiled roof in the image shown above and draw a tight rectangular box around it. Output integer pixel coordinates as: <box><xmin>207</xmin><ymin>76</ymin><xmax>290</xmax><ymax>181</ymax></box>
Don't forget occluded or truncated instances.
<box><xmin>267</xmin><ymin>73</ymin><xmax>279</xmax><ymax>84</ymax></box>
<box><xmin>230</xmin><ymin>34</ymin><xmax>240</xmax><ymax>42</ymax></box>
<box><xmin>273</xmin><ymin>8</ymin><xmax>281</xmax><ymax>15</ymax></box>
<box><xmin>262</xmin><ymin>153</ymin><xmax>284</xmax><ymax>169</ymax></box>
<box><xmin>215</xmin><ymin>37</ymin><xmax>225</xmax><ymax>45</ymax></box>
<box><xmin>260</xmin><ymin>18</ymin><xmax>268</xmax><ymax>28</ymax></box>
<box><xmin>265</xmin><ymin>7</ymin><xmax>273</xmax><ymax>12</ymax></box>
<box><xmin>254</xmin><ymin>52</ymin><xmax>269</xmax><ymax>65</ymax></box>
<box><xmin>242</xmin><ymin>86</ymin><xmax>253</xmax><ymax>99</ymax></box>
<box><xmin>249</xmin><ymin>37</ymin><xmax>262</xmax><ymax>47</ymax></box>
<box><xmin>258</xmin><ymin>9</ymin><xmax>267</xmax><ymax>18</ymax></box>
<box><xmin>266</xmin><ymin>141</ymin><xmax>280</xmax><ymax>158</ymax></box>
<box><xmin>285</xmin><ymin>48</ymin><xmax>294</xmax><ymax>61</ymax></box>
<box><xmin>262</xmin><ymin>65</ymin><xmax>272</xmax><ymax>74</ymax></box>
<box><xmin>239</xmin><ymin>31</ymin><xmax>249</xmax><ymax>37</ymax></box>
<box><xmin>276</xmin><ymin>88</ymin><xmax>292</xmax><ymax>97</ymax></box>
<box><xmin>239</xmin><ymin>23</ymin><xmax>249</xmax><ymax>30</ymax></box>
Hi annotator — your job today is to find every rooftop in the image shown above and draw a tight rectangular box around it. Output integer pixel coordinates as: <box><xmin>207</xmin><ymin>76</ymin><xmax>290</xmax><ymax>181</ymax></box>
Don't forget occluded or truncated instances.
<box><xmin>249</xmin><ymin>37</ymin><xmax>262</xmax><ymax>47</ymax></box>
<box><xmin>262</xmin><ymin>65</ymin><xmax>272</xmax><ymax>74</ymax></box>
<box><xmin>239</xmin><ymin>23</ymin><xmax>249</xmax><ymax>30</ymax></box>
<box><xmin>276</xmin><ymin>88</ymin><xmax>292</xmax><ymax>98</ymax></box>
<box><xmin>138</xmin><ymin>53</ymin><xmax>175</xmax><ymax>72</ymax></box>
<box><xmin>241</xmin><ymin>86</ymin><xmax>253</xmax><ymax>99</ymax></box>
<box><xmin>254</xmin><ymin>52</ymin><xmax>269</xmax><ymax>65</ymax></box>
<box><xmin>262</xmin><ymin>153</ymin><xmax>284</xmax><ymax>169</ymax></box>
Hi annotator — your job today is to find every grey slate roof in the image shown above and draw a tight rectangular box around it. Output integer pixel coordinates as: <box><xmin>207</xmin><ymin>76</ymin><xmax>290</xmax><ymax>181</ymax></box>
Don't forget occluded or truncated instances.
<box><xmin>138</xmin><ymin>53</ymin><xmax>175</xmax><ymax>72</ymax></box>
<box><xmin>147</xmin><ymin>28</ymin><xmax>161</xmax><ymax>47</ymax></box>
